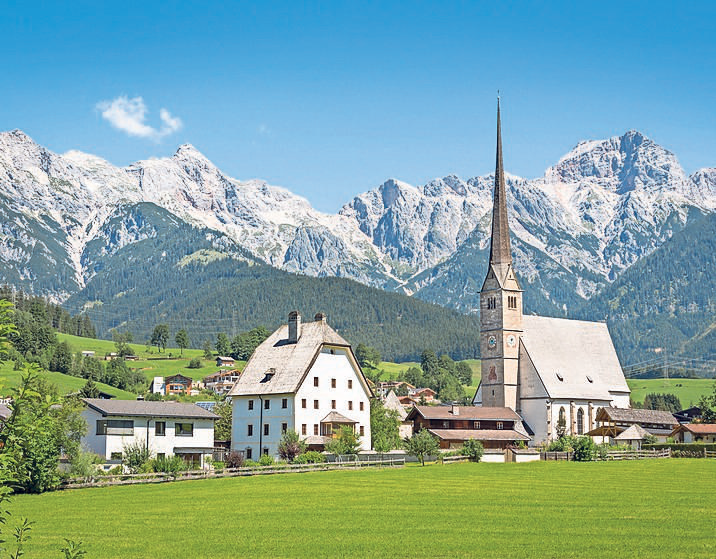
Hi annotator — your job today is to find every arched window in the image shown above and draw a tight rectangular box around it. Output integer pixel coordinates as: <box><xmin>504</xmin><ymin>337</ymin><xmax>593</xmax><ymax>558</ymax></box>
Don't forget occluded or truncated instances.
<box><xmin>558</xmin><ymin>407</ymin><xmax>566</xmax><ymax>424</ymax></box>
<box><xmin>557</xmin><ymin>406</ymin><xmax>567</xmax><ymax>437</ymax></box>
<box><xmin>577</xmin><ymin>408</ymin><xmax>584</xmax><ymax>435</ymax></box>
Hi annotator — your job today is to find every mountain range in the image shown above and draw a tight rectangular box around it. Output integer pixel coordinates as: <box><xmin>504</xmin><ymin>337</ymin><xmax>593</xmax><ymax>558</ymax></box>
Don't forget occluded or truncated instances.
<box><xmin>1</xmin><ymin>128</ymin><xmax>715</xmax><ymax>364</ymax></box>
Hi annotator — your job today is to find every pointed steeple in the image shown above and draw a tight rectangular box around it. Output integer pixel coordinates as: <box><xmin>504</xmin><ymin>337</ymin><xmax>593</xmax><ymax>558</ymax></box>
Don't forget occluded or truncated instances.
<box><xmin>489</xmin><ymin>96</ymin><xmax>512</xmax><ymax>269</ymax></box>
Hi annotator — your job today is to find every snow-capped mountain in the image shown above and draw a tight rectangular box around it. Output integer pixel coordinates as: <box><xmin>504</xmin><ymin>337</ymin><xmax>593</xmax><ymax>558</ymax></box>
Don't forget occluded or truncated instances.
<box><xmin>1</xmin><ymin>128</ymin><xmax>714</xmax><ymax>313</ymax></box>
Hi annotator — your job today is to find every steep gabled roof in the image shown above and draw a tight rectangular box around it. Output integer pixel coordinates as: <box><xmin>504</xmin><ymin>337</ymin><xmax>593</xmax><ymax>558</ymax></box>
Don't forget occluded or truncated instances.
<box><xmin>614</xmin><ymin>424</ymin><xmax>651</xmax><ymax>440</ymax></box>
<box><xmin>672</xmin><ymin>423</ymin><xmax>716</xmax><ymax>435</ymax></box>
<box><xmin>520</xmin><ymin>315</ymin><xmax>630</xmax><ymax>400</ymax></box>
<box><xmin>383</xmin><ymin>390</ymin><xmax>408</xmax><ymax>420</ymax></box>
<box><xmin>227</xmin><ymin>319</ymin><xmax>358</xmax><ymax>396</ymax></box>
<box><xmin>82</xmin><ymin>399</ymin><xmax>219</xmax><ymax>419</ymax></box>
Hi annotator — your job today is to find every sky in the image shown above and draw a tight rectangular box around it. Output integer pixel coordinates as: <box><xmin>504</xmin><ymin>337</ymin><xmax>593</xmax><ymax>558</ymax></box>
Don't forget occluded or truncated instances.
<box><xmin>2</xmin><ymin>1</ymin><xmax>715</xmax><ymax>212</ymax></box>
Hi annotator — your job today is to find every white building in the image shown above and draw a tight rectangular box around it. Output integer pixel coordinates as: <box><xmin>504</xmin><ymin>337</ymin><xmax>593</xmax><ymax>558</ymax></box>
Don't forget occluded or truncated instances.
<box><xmin>474</xmin><ymin>100</ymin><xmax>630</xmax><ymax>445</ymax></box>
<box><xmin>228</xmin><ymin>312</ymin><xmax>373</xmax><ymax>459</ymax></box>
<box><xmin>81</xmin><ymin>399</ymin><xmax>218</xmax><ymax>468</ymax></box>
<box><xmin>151</xmin><ymin>376</ymin><xmax>166</xmax><ymax>395</ymax></box>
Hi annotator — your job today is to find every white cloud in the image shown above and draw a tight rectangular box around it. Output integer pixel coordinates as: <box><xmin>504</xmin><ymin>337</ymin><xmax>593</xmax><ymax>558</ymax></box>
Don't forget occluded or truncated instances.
<box><xmin>96</xmin><ymin>95</ymin><xmax>182</xmax><ymax>141</ymax></box>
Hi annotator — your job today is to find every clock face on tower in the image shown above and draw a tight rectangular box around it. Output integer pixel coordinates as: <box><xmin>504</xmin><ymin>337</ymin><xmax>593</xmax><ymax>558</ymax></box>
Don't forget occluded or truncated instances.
<box><xmin>488</xmin><ymin>335</ymin><xmax>497</xmax><ymax>349</ymax></box>
<box><xmin>507</xmin><ymin>334</ymin><xmax>517</xmax><ymax>347</ymax></box>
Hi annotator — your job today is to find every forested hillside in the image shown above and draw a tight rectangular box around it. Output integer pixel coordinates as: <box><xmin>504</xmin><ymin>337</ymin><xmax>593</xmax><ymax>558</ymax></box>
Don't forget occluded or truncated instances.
<box><xmin>63</xmin><ymin>204</ymin><xmax>482</xmax><ymax>362</ymax></box>
<box><xmin>581</xmin><ymin>211</ymin><xmax>716</xmax><ymax>364</ymax></box>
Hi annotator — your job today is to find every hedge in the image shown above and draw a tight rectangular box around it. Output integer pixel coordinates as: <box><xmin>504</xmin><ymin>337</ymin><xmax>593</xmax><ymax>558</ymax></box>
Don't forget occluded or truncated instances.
<box><xmin>644</xmin><ymin>443</ymin><xmax>716</xmax><ymax>458</ymax></box>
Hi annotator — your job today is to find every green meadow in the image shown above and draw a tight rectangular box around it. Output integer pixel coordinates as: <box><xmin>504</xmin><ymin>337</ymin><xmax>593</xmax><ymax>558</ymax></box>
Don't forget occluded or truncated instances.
<box><xmin>10</xmin><ymin>460</ymin><xmax>716</xmax><ymax>558</ymax></box>
<box><xmin>627</xmin><ymin>378</ymin><xmax>714</xmax><ymax>407</ymax></box>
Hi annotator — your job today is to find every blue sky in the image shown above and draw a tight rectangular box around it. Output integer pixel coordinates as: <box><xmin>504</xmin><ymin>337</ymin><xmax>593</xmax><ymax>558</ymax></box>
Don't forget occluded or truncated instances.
<box><xmin>2</xmin><ymin>1</ymin><xmax>715</xmax><ymax>212</ymax></box>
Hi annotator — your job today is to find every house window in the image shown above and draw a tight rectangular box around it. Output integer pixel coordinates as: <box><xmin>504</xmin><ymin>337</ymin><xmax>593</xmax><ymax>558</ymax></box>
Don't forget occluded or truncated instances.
<box><xmin>263</xmin><ymin>424</ymin><xmax>269</xmax><ymax>436</ymax></box>
<box><xmin>248</xmin><ymin>400</ymin><xmax>254</xmax><ymax>410</ymax></box>
<box><xmin>155</xmin><ymin>421</ymin><xmax>166</xmax><ymax>436</ymax></box>
<box><xmin>96</xmin><ymin>420</ymin><xmax>134</xmax><ymax>436</ymax></box>
<box><xmin>359</xmin><ymin>426</ymin><xmax>365</xmax><ymax>436</ymax></box>
<box><xmin>577</xmin><ymin>408</ymin><xmax>584</xmax><ymax>435</ymax></box>
<box><xmin>282</xmin><ymin>422</ymin><xmax>288</xmax><ymax>434</ymax></box>
<box><xmin>331</xmin><ymin>378</ymin><xmax>336</xmax><ymax>388</ymax></box>
<box><xmin>314</xmin><ymin>400</ymin><xmax>319</xmax><ymax>409</ymax></box>
<box><xmin>497</xmin><ymin>422</ymin><xmax>503</xmax><ymax>430</ymax></box>
<box><xmin>348</xmin><ymin>379</ymin><xmax>353</xmax><ymax>389</ymax></box>
<box><xmin>331</xmin><ymin>400</ymin><xmax>336</xmax><ymax>410</ymax></box>
<box><xmin>314</xmin><ymin>377</ymin><xmax>319</xmax><ymax>387</ymax></box>
<box><xmin>246</xmin><ymin>447</ymin><xmax>253</xmax><ymax>460</ymax></box>
<box><xmin>302</xmin><ymin>424</ymin><xmax>307</xmax><ymax>435</ymax></box>
<box><xmin>262</xmin><ymin>448</ymin><xmax>269</xmax><ymax>456</ymax></box>
<box><xmin>348</xmin><ymin>401</ymin><xmax>353</xmax><ymax>411</ymax></box>
<box><xmin>110</xmin><ymin>452</ymin><xmax>122</xmax><ymax>461</ymax></box>
<box><xmin>314</xmin><ymin>424</ymin><xmax>319</xmax><ymax>435</ymax></box>
<box><xmin>247</xmin><ymin>424</ymin><xmax>253</xmax><ymax>437</ymax></box>
<box><xmin>157</xmin><ymin>453</ymin><xmax>165</xmax><ymax>460</ymax></box>
<box><xmin>175</xmin><ymin>423</ymin><xmax>194</xmax><ymax>437</ymax></box>
<box><xmin>359</xmin><ymin>402</ymin><xmax>364</xmax><ymax>411</ymax></box>
<box><xmin>264</xmin><ymin>399</ymin><xmax>270</xmax><ymax>410</ymax></box>
<box><xmin>302</xmin><ymin>398</ymin><xmax>307</xmax><ymax>409</ymax></box>
<box><xmin>282</xmin><ymin>398</ymin><xmax>288</xmax><ymax>409</ymax></box>
<box><xmin>442</xmin><ymin>421</ymin><xmax>449</xmax><ymax>428</ymax></box>
<box><xmin>474</xmin><ymin>421</ymin><xmax>480</xmax><ymax>429</ymax></box>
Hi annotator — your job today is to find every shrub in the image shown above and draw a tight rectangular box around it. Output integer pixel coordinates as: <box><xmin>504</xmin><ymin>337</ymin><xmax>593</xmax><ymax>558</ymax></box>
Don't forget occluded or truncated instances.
<box><xmin>225</xmin><ymin>451</ymin><xmax>245</xmax><ymax>469</ymax></box>
<box><xmin>152</xmin><ymin>455</ymin><xmax>186</xmax><ymax>476</ymax></box>
<box><xmin>573</xmin><ymin>436</ymin><xmax>598</xmax><ymax>461</ymax></box>
<box><xmin>244</xmin><ymin>459</ymin><xmax>258</xmax><ymax>467</ymax></box>
<box><xmin>461</xmin><ymin>439</ymin><xmax>485</xmax><ymax>462</ymax></box>
<box><xmin>325</xmin><ymin>426</ymin><xmax>361</xmax><ymax>456</ymax></box>
<box><xmin>187</xmin><ymin>357</ymin><xmax>203</xmax><ymax>369</ymax></box>
<box><xmin>304</xmin><ymin>451</ymin><xmax>326</xmax><ymax>464</ymax></box>
<box><xmin>106</xmin><ymin>465</ymin><xmax>123</xmax><ymax>476</ymax></box>
<box><xmin>212</xmin><ymin>461</ymin><xmax>224</xmax><ymax>471</ymax></box>
<box><xmin>122</xmin><ymin>440</ymin><xmax>153</xmax><ymax>473</ymax></box>
<box><xmin>69</xmin><ymin>450</ymin><xmax>102</xmax><ymax>480</ymax></box>
<box><xmin>644</xmin><ymin>443</ymin><xmax>716</xmax><ymax>457</ymax></box>
<box><xmin>278</xmin><ymin>429</ymin><xmax>306</xmax><ymax>462</ymax></box>
<box><xmin>547</xmin><ymin>435</ymin><xmax>579</xmax><ymax>452</ymax></box>
<box><xmin>258</xmin><ymin>454</ymin><xmax>274</xmax><ymax>467</ymax></box>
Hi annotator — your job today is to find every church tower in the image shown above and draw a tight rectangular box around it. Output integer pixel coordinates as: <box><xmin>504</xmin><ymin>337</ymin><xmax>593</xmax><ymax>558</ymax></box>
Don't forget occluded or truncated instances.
<box><xmin>479</xmin><ymin>98</ymin><xmax>523</xmax><ymax>410</ymax></box>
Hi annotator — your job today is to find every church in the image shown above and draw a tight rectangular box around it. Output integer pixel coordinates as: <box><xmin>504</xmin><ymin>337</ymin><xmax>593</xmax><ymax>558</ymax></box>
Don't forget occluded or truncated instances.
<box><xmin>473</xmin><ymin>100</ymin><xmax>631</xmax><ymax>445</ymax></box>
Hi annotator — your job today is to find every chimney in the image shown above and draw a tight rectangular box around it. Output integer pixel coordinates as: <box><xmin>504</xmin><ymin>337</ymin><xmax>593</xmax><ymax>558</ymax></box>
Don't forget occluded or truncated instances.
<box><xmin>314</xmin><ymin>312</ymin><xmax>327</xmax><ymax>323</ymax></box>
<box><xmin>288</xmin><ymin>311</ymin><xmax>301</xmax><ymax>343</ymax></box>
<box><xmin>451</xmin><ymin>403</ymin><xmax>459</xmax><ymax>416</ymax></box>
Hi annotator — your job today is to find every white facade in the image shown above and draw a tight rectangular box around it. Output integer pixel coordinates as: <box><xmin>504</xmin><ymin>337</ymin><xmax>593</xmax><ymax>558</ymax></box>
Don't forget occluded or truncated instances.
<box><xmin>232</xmin><ymin>347</ymin><xmax>371</xmax><ymax>458</ymax></box>
<box><xmin>81</xmin><ymin>408</ymin><xmax>215</xmax><ymax>467</ymax></box>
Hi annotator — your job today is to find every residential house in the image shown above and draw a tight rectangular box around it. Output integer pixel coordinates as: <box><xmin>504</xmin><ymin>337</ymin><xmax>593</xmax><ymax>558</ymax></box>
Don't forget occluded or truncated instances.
<box><xmin>673</xmin><ymin>407</ymin><xmax>702</xmax><ymax>424</ymax></box>
<box><xmin>586</xmin><ymin>407</ymin><xmax>678</xmax><ymax>443</ymax></box>
<box><xmin>376</xmin><ymin>381</ymin><xmax>415</xmax><ymax>399</ymax></box>
<box><xmin>406</xmin><ymin>404</ymin><xmax>530</xmax><ymax>449</ymax></box>
<box><xmin>409</xmin><ymin>387</ymin><xmax>437</xmax><ymax>403</ymax></box>
<box><xmin>383</xmin><ymin>390</ymin><xmax>413</xmax><ymax>439</ymax></box>
<box><xmin>670</xmin><ymin>423</ymin><xmax>716</xmax><ymax>443</ymax></box>
<box><xmin>151</xmin><ymin>376</ymin><xmax>166</xmax><ymax>395</ymax></box>
<box><xmin>614</xmin><ymin>424</ymin><xmax>652</xmax><ymax>450</ymax></box>
<box><xmin>0</xmin><ymin>403</ymin><xmax>11</xmax><ymax>430</ymax></box>
<box><xmin>216</xmin><ymin>356</ymin><xmax>235</xmax><ymax>367</ymax></box>
<box><xmin>165</xmin><ymin>374</ymin><xmax>192</xmax><ymax>396</ymax></box>
<box><xmin>473</xmin><ymin>101</ymin><xmax>631</xmax><ymax>445</ymax></box>
<box><xmin>81</xmin><ymin>350</ymin><xmax>95</xmax><ymax>358</ymax></box>
<box><xmin>203</xmin><ymin>370</ymin><xmax>241</xmax><ymax>395</ymax></box>
<box><xmin>228</xmin><ymin>312</ymin><xmax>373</xmax><ymax>459</ymax></box>
<box><xmin>81</xmin><ymin>399</ymin><xmax>219</xmax><ymax>468</ymax></box>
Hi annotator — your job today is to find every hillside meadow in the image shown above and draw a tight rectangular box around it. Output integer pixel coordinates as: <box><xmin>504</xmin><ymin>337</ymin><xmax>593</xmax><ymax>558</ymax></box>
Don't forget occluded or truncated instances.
<box><xmin>10</xmin><ymin>460</ymin><xmax>716</xmax><ymax>558</ymax></box>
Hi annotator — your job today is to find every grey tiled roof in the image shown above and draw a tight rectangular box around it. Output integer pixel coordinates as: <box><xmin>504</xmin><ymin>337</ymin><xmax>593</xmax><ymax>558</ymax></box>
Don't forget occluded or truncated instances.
<box><xmin>82</xmin><ymin>399</ymin><xmax>219</xmax><ymax>419</ymax></box>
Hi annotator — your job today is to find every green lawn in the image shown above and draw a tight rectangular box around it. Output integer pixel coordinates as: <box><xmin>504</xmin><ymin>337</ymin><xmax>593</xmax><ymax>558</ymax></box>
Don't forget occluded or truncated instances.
<box><xmin>9</xmin><ymin>460</ymin><xmax>716</xmax><ymax>558</ymax></box>
<box><xmin>627</xmin><ymin>378</ymin><xmax>714</xmax><ymax>407</ymax></box>
<box><xmin>0</xmin><ymin>361</ymin><xmax>135</xmax><ymax>400</ymax></box>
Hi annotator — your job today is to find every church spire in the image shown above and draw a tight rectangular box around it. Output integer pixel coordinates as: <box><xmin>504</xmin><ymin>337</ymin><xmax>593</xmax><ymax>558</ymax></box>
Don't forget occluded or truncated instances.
<box><xmin>489</xmin><ymin>96</ymin><xmax>512</xmax><ymax>267</ymax></box>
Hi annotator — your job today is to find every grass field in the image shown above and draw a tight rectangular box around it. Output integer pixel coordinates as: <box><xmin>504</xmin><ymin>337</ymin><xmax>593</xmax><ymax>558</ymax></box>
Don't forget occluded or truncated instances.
<box><xmin>9</xmin><ymin>460</ymin><xmax>716</xmax><ymax>558</ymax></box>
<box><xmin>627</xmin><ymin>378</ymin><xmax>714</xmax><ymax>407</ymax></box>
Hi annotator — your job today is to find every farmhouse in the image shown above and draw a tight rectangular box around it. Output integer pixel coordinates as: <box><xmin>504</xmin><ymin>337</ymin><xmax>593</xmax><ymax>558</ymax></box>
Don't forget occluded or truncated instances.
<box><xmin>473</xmin><ymin>100</ymin><xmax>631</xmax><ymax>445</ymax></box>
<box><xmin>670</xmin><ymin>423</ymin><xmax>716</xmax><ymax>443</ymax></box>
<box><xmin>81</xmin><ymin>399</ymin><xmax>219</xmax><ymax>468</ymax></box>
<box><xmin>406</xmin><ymin>404</ymin><xmax>530</xmax><ymax>449</ymax></box>
<box><xmin>216</xmin><ymin>356</ymin><xmax>235</xmax><ymax>367</ymax></box>
<box><xmin>586</xmin><ymin>407</ymin><xmax>677</xmax><ymax>443</ymax></box>
<box><xmin>228</xmin><ymin>312</ymin><xmax>373</xmax><ymax>458</ymax></box>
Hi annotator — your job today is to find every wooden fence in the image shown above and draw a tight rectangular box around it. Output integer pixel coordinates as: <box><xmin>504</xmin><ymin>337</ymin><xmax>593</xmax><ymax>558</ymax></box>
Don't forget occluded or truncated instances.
<box><xmin>706</xmin><ymin>450</ymin><xmax>716</xmax><ymax>459</ymax></box>
<box><xmin>604</xmin><ymin>449</ymin><xmax>671</xmax><ymax>460</ymax></box>
<box><xmin>59</xmin><ymin>457</ymin><xmax>405</xmax><ymax>490</ymax></box>
<box><xmin>540</xmin><ymin>451</ymin><xmax>573</xmax><ymax>461</ymax></box>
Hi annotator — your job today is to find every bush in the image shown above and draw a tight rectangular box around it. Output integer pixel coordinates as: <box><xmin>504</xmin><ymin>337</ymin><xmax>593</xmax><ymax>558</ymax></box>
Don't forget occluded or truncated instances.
<box><xmin>292</xmin><ymin>451</ymin><xmax>326</xmax><ymax>464</ymax></box>
<box><xmin>258</xmin><ymin>454</ymin><xmax>274</xmax><ymax>467</ymax></box>
<box><xmin>547</xmin><ymin>435</ymin><xmax>579</xmax><ymax>452</ymax></box>
<box><xmin>187</xmin><ymin>357</ymin><xmax>203</xmax><ymax>369</ymax></box>
<box><xmin>151</xmin><ymin>455</ymin><xmax>186</xmax><ymax>476</ymax></box>
<box><xmin>212</xmin><ymin>461</ymin><xmax>225</xmax><ymax>471</ymax></box>
<box><xmin>122</xmin><ymin>440</ymin><xmax>153</xmax><ymax>473</ymax></box>
<box><xmin>573</xmin><ymin>436</ymin><xmax>598</xmax><ymax>461</ymax></box>
<box><xmin>461</xmin><ymin>439</ymin><xmax>485</xmax><ymax>462</ymax></box>
<box><xmin>225</xmin><ymin>451</ymin><xmax>245</xmax><ymax>469</ymax></box>
<box><xmin>244</xmin><ymin>459</ymin><xmax>258</xmax><ymax>467</ymax></box>
<box><xmin>644</xmin><ymin>443</ymin><xmax>716</xmax><ymax>457</ymax></box>
<box><xmin>69</xmin><ymin>449</ymin><xmax>102</xmax><ymax>480</ymax></box>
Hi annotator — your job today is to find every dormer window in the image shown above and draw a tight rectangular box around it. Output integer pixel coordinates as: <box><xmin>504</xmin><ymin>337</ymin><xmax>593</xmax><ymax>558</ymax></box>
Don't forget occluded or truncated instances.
<box><xmin>556</xmin><ymin>372</ymin><xmax>564</xmax><ymax>382</ymax></box>
<box><xmin>586</xmin><ymin>375</ymin><xmax>593</xmax><ymax>383</ymax></box>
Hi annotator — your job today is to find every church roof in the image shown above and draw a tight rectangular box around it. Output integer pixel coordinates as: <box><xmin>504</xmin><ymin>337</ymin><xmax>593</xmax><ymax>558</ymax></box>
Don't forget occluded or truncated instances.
<box><xmin>228</xmin><ymin>317</ymin><xmax>357</xmax><ymax>396</ymax></box>
<box><xmin>489</xmin><ymin>97</ymin><xmax>512</xmax><ymax>270</ymax></box>
<box><xmin>520</xmin><ymin>315</ymin><xmax>630</xmax><ymax>400</ymax></box>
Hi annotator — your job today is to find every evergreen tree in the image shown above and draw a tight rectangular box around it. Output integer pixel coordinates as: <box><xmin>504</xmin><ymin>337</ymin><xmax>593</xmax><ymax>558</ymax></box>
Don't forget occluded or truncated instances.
<box><xmin>175</xmin><ymin>329</ymin><xmax>190</xmax><ymax>356</ymax></box>
<box><xmin>215</xmin><ymin>333</ymin><xmax>231</xmax><ymax>357</ymax></box>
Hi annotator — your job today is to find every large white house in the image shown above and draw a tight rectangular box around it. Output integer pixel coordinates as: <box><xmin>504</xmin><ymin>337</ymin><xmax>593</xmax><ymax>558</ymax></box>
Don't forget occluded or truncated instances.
<box><xmin>81</xmin><ymin>399</ymin><xmax>219</xmax><ymax>468</ymax></box>
<box><xmin>228</xmin><ymin>312</ymin><xmax>373</xmax><ymax>459</ymax></box>
<box><xmin>473</xmin><ymin>100</ymin><xmax>631</xmax><ymax>445</ymax></box>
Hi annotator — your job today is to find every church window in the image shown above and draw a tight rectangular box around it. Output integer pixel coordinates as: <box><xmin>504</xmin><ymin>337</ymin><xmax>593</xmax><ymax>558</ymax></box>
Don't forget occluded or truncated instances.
<box><xmin>558</xmin><ymin>407</ymin><xmax>566</xmax><ymax>427</ymax></box>
<box><xmin>507</xmin><ymin>296</ymin><xmax>517</xmax><ymax>309</ymax></box>
<box><xmin>577</xmin><ymin>409</ymin><xmax>584</xmax><ymax>435</ymax></box>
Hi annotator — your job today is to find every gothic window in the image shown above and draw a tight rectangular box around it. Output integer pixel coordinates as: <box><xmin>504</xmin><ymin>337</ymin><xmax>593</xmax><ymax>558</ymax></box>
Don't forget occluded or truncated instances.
<box><xmin>577</xmin><ymin>408</ymin><xmax>584</xmax><ymax>435</ymax></box>
<box><xmin>559</xmin><ymin>407</ymin><xmax>566</xmax><ymax>427</ymax></box>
